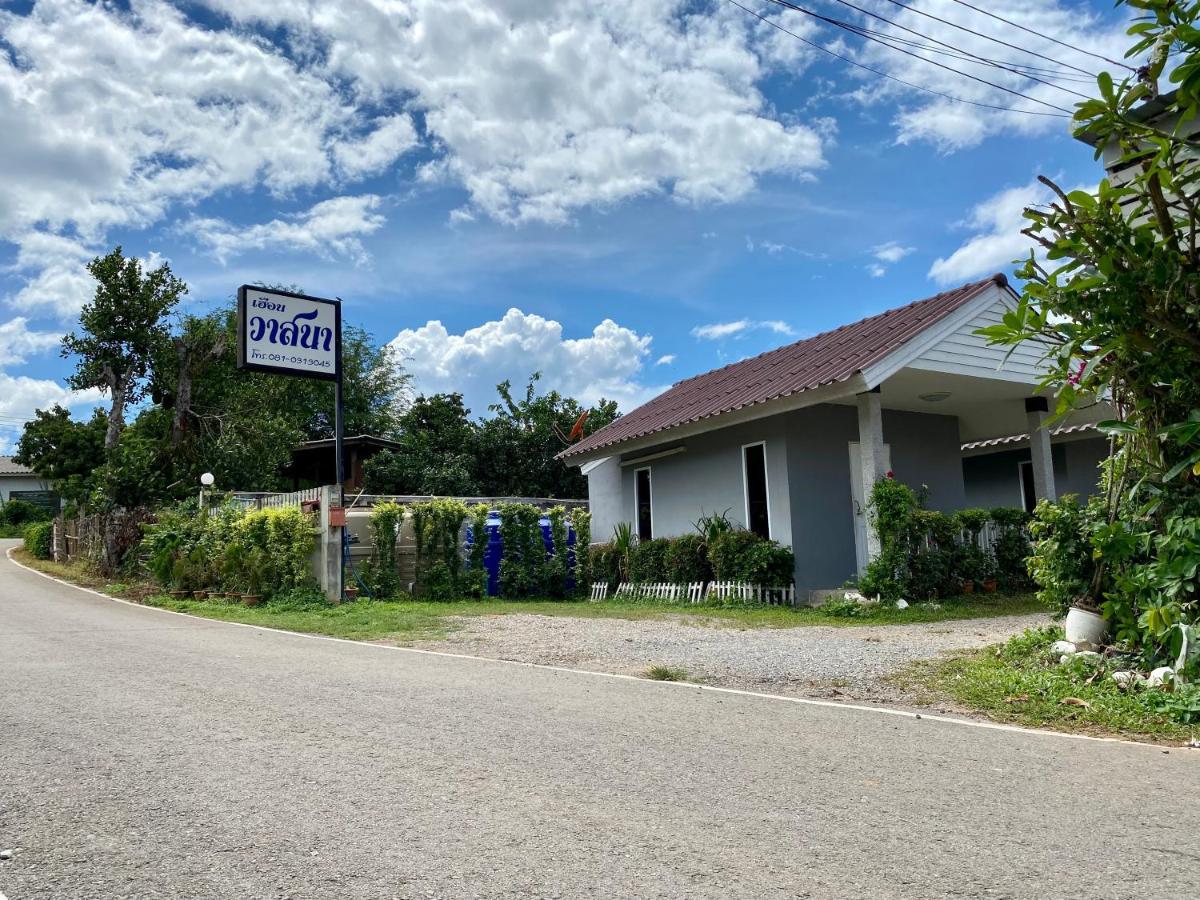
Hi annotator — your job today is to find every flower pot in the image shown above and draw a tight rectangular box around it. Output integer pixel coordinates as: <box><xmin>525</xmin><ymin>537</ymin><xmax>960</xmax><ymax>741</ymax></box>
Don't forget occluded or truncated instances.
<box><xmin>960</xmin><ymin>580</ymin><xmax>975</xmax><ymax>595</ymax></box>
<box><xmin>981</xmin><ymin>579</ymin><xmax>998</xmax><ymax>594</ymax></box>
<box><xmin>1065</xmin><ymin>606</ymin><xmax>1108</xmax><ymax>649</ymax></box>
<box><xmin>225</xmin><ymin>591</ymin><xmax>240</xmax><ymax>600</ymax></box>
<box><xmin>241</xmin><ymin>594</ymin><xmax>262</xmax><ymax>607</ymax></box>
<box><xmin>169</xmin><ymin>590</ymin><xmax>188</xmax><ymax>599</ymax></box>
<box><xmin>192</xmin><ymin>590</ymin><xmax>208</xmax><ymax>601</ymax></box>
<box><xmin>344</xmin><ymin>587</ymin><xmax>359</xmax><ymax>601</ymax></box>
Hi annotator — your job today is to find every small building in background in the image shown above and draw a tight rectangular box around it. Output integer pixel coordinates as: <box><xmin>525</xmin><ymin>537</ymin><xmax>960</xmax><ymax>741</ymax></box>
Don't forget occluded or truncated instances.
<box><xmin>282</xmin><ymin>434</ymin><xmax>402</xmax><ymax>493</ymax></box>
<box><xmin>0</xmin><ymin>456</ymin><xmax>58</xmax><ymax>511</ymax></box>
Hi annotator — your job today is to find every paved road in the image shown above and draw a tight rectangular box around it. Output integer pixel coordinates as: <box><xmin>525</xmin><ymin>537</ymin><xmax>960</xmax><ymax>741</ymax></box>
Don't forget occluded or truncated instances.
<box><xmin>2</xmin><ymin>542</ymin><xmax>1197</xmax><ymax>899</ymax></box>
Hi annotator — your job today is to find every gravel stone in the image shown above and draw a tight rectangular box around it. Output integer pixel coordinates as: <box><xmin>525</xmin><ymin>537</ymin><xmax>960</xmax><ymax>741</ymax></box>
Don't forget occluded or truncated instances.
<box><xmin>416</xmin><ymin>611</ymin><xmax>1051</xmax><ymax>699</ymax></box>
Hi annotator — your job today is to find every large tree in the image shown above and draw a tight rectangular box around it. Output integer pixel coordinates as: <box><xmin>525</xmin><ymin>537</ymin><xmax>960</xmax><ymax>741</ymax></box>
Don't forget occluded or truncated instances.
<box><xmin>61</xmin><ymin>247</ymin><xmax>187</xmax><ymax>449</ymax></box>
<box><xmin>14</xmin><ymin>405</ymin><xmax>107</xmax><ymax>503</ymax></box>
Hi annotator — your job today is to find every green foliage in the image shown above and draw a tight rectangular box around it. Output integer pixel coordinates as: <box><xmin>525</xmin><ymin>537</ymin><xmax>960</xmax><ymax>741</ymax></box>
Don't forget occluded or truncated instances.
<box><xmin>643</xmin><ymin>665</ymin><xmax>690</xmax><ymax>682</ymax></box>
<box><xmin>23</xmin><ymin>521</ymin><xmax>54</xmax><ymax>560</ymax></box>
<box><xmin>590</xmin><ymin>541</ymin><xmax>624</xmax><ymax>592</ymax></box>
<box><xmin>0</xmin><ymin>499</ymin><xmax>52</xmax><ymax>528</ymax></box>
<box><xmin>13</xmin><ymin>405</ymin><xmax>107</xmax><ymax>504</ymax></box>
<box><xmin>141</xmin><ymin>504</ymin><xmax>316</xmax><ymax>598</ymax></box>
<box><xmin>629</xmin><ymin>538</ymin><xmax>671</xmax><ymax>583</ymax></box>
<box><xmin>1027</xmin><ymin>495</ymin><xmax>1101</xmax><ymax>617</ymax></box>
<box><xmin>664</xmin><ymin>534</ymin><xmax>712</xmax><ymax>585</ymax></box>
<box><xmin>692</xmin><ymin>509</ymin><xmax>735</xmax><ymax>544</ymax></box>
<box><xmin>859</xmin><ymin>478</ymin><xmax>919</xmax><ymax>603</ymax></box>
<box><xmin>571</xmin><ymin>509</ymin><xmax>592</xmax><ymax>589</ymax></box>
<box><xmin>367</xmin><ymin>501</ymin><xmax>404</xmax><ymax>598</ymax></box>
<box><xmin>707</xmin><ymin>530</ymin><xmax>795</xmax><ymax>585</ymax></box>
<box><xmin>411</xmin><ymin>499</ymin><xmax>474</xmax><ymax>600</ymax></box>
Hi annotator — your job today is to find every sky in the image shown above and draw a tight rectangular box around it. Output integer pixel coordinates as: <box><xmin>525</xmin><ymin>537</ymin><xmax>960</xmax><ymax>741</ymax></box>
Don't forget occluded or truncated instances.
<box><xmin>0</xmin><ymin>0</ymin><xmax>1137</xmax><ymax>451</ymax></box>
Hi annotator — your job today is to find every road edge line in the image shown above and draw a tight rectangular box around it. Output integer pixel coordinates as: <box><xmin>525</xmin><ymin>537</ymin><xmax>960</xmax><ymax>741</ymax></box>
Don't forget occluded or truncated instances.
<box><xmin>4</xmin><ymin>546</ymin><xmax>1176</xmax><ymax>751</ymax></box>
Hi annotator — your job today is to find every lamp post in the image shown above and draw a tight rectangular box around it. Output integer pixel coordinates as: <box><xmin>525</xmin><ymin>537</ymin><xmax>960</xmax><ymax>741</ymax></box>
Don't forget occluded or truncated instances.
<box><xmin>199</xmin><ymin>472</ymin><xmax>215</xmax><ymax>511</ymax></box>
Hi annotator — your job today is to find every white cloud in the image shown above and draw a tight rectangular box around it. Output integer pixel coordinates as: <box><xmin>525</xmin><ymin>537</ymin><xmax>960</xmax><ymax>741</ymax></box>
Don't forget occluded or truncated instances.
<box><xmin>841</xmin><ymin>1</ymin><xmax>1131</xmax><ymax>151</ymax></box>
<box><xmin>188</xmin><ymin>195</ymin><xmax>385</xmax><ymax>265</ymax></box>
<box><xmin>333</xmin><ymin>115</ymin><xmax>419</xmax><ymax>179</ymax></box>
<box><xmin>0</xmin><ymin>318</ymin><xmax>61</xmax><ymax>366</ymax></box>
<box><xmin>928</xmin><ymin>180</ymin><xmax>1055</xmax><ymax>284</ymax></box>
<box><xmin>0</xmin><ymin>371</ymin><xmax>102</xmax><ymax>453</ymax></box>
<box><xmin>655</xmin><ymin>354</ymin><xmax>676</xmax><ymax>366</ymax></box>
<box><xmin>692</xmin><ymin>318</ymin><xmax>794</xmax><ymax>339</ymax></box>
<box><xmin>389</xmin><ymin>308</ymin><xmax>664</xmax><ymax>414</ymax></box>
<box><xmin>201</xmin><ymin>0</ymin><xmax>828</xmax><ymax>224</ymax></box>
<box><xmin>866</xmin><ymin>263</ymin><xmax>887</xmax><ymax>278</ymax></box>
<box><xmin>872</xmin><ymin>241</ymin><xmax>915</xmax><ymax>264</ymax></box>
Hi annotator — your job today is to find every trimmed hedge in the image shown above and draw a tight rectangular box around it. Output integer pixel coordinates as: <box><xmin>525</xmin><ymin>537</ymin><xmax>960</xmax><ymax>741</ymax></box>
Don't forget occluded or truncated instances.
<box><xmin>23</xmin><ymin>520</ymin><xmax>54</xmax><ymax>560</ymax></box>
<box><xmin>606</xmin><ymin>528</ymin><xmax>794</xmax><ymax>589</ymax></box>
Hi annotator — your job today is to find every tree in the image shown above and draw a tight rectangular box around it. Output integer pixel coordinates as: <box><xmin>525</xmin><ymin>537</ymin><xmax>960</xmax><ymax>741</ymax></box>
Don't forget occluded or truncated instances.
<box><xmin>363</xmin><ymin>393</ymin><xmax>478</xmax><ymax>495</ymax></box>
<box><xmin>61</xmin><ymin>247</ymin><xmax>187</xmax><ymax>449</ymax></box>
<box><xmin>14</xmin><ymin>405</ymin><xmax>107</xmax><ymax>503</ymax></box>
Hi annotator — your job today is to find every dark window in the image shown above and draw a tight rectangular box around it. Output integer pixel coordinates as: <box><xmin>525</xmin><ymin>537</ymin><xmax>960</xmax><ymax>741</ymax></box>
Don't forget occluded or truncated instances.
<box><xmin>635</xmin><ymin>468</ymin><xmax>653</xmax><ymax>541</ymax></box>
<box><xmin>744</xmin><ymin>443</ymin><xmax>770</xmax><ymax>539</ymax></box>
<box><xmin>1019</xmin><ymin>460</ymin><xmax>1036</xmax><ymax>513</ymax></box>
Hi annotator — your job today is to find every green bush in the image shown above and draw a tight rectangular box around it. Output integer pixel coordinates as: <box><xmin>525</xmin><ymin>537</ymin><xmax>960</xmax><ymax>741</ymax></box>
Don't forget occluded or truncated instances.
<box><xmin>1027</xmin><ymin>495</ymin><xmax>1098</xmax><ymax>617</ymax></box>
<box><xmin>590</xmin><ymin>541</ymin><xmax>623</xmax><ymax>592</ymax></box>
<box><xmin>1</xmin><ymin>499</ymin><xmax>52</xmax><ymax>528</ymax></box>
<box><xmin>664</xmin><ymin>533</ymin><xmax>712</xmax><ymax>584</ymax></box>
<box><xmin>629</xmin><ymin>537</ymin><xmax>672</xmax><ymax>583</ymax></box>
<box><xmin>708</xmin><ymin>531</ymin><xmax>794</xmax><ymax>585</ymax></box>
<box><xmin>23</xmin><ymin>520</ymin><xmax>53</xmax><ymax>559</ymax></box>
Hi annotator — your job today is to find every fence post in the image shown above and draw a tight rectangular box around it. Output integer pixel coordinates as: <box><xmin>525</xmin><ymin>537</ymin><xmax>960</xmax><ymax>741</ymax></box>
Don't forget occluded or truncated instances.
<box><xmin>314</xmin><ymin>485</ymin><xmax>342</xmax><ymax>602</ymax></box>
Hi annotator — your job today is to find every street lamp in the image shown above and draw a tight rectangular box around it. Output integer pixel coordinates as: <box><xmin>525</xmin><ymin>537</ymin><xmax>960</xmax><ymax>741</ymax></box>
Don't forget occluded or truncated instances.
<box><xmin>199</xmin><ymin>472</ymin><xmax>215</xmax><ymax>510</ymax></box>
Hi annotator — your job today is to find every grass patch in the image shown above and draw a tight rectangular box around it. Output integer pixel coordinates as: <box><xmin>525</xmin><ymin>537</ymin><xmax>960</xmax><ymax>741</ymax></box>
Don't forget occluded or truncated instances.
<box><xmin>901</xmin><ymin>625</ymin><xmax>1200</xmax><ymax>745</ymax></box>
<box><xmin>644</xmin><ymin>665</ymin><xmax>691</xmax><ymax>682</ymax></box>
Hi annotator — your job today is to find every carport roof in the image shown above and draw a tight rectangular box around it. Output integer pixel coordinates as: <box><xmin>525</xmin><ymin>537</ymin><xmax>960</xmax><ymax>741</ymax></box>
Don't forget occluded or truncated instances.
<box><xmin>559</xmin><ymin>273</ymin><xmax>1009</xmax><ymax>461</ymax></box>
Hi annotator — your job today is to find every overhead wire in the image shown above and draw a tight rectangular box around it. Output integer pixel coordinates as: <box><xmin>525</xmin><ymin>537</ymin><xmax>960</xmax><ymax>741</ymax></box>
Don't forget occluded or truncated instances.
<box><xmin>947</xmin><ymin>0</ymin><xmax>1137</xmax><ymax>72</ymax></box>
<box><xmin>761</xmin><ymin>0</ymin><xmax>1075</xmax><ymax>114</ymax></box>
<box><xmin>768</xmin><ymin>0</ymin><xmax>1091</xmax><ymax>101</ymax></box>
<box><xmin>726</xmin><ymin>0</ymin><xmax>1068</xmax><ymax>117</ymax></box>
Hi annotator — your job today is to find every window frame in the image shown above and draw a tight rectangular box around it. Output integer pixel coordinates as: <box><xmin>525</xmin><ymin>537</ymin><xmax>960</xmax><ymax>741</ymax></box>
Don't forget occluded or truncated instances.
<box><xmin>634</xmin><ymin>466</ymin><xmax>653</xmax><ymax>541</ymax></box>
<box><xmin>741</xmin><ymin>440</ymin><xmax>771</xmax><ymax>540</ymax></box>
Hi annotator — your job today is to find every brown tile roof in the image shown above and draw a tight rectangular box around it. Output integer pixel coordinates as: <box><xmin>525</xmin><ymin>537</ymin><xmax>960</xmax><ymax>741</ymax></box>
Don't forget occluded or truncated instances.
<box><xmin>561</xmin><ymin>274</ymin><xmax>1008</xmax><ymax>460</ymax></box>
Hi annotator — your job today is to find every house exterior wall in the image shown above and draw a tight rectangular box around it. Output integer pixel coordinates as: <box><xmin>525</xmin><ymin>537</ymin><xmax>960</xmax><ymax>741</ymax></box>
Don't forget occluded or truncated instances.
<box><xmin>589</xmin><ymin>402</ymin><xmax>964</xmax><ymax>592</ymax></box>
<box><xmin>961</xmin><ymin>435</ymin><xmax>1107</xmax><ymax>509</ymax></box>
<box><xmin>785</xmin><ymin>404</ymin><xmax>965</xmax><ymax>592</ymax></box>
<box><xmin>0</xmin><ymin>474</ymin><xmax>49</xmax><ymax>503</ymax></box>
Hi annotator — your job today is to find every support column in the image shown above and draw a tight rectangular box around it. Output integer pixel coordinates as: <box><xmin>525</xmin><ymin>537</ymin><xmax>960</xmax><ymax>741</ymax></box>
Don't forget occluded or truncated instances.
<box><xmin>857</xmin><ymin>387</ymin><xmax>887</xmax><ymax>562</ymax></box>
<box><xmin>1025</xmin><ymin>397</ymin><xmax>1057</xmax><ymax>503</ymax></box>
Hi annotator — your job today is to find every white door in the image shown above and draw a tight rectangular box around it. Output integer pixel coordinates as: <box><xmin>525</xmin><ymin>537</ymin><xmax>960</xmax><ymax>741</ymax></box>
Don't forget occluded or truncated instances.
<box><xmin>849</xmin><ymin>442</ymin><xmax>892</xmax><ymax>575</ymax></box>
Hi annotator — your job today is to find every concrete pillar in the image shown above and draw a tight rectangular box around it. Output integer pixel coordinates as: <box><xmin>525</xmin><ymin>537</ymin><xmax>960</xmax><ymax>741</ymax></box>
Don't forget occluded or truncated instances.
<box><xmin>1025</xmin><ymin>397</ymin><xmax>1057</xmax><ymax>503</ymax></box>
<box><xmin>315</xmin><ymin>484</ymin><xmax>343</xmax><ymax>601</ymax></box>
<box><xmin>857</xmin><ymin>388</ymin><xmax>887</xmax><ymax>561</ymax></box>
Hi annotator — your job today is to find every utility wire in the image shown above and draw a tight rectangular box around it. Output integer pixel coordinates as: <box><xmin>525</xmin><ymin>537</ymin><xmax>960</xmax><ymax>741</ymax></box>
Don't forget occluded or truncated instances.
<box><xmin>763</xmin><ymin>0</ymin><xmax>1075</xmax><ymax>114</ymax></box>
<box><xmin>874</xmin><ymin>0</ymin><xmax>1103</xmax><ymax>78</ymax></box>
<box><xmin>727</xmin><ymin>0</ymin><xmax>1068</xmax><ymax>117</ymax></box>
<box><xmin>947</xmin><ymin>0</ymin><xmax>1137</xmax><ymax>72</ymax></box>
<box><xmin>777</xmin><ymin>0</ymin><xmax>1092</xmax><ymax>99</ymax></box>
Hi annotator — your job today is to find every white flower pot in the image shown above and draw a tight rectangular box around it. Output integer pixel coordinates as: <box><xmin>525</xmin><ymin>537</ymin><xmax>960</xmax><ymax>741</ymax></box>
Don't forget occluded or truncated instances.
<box><xmin>1064</xmin><ymin>606</ymin><xmax>1108</xmax><ymax>649</ymax></box>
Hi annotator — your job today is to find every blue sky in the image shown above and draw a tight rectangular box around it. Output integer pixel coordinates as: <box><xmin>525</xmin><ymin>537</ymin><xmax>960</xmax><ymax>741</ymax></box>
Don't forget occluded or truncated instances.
<box><xmin>0</xmin><ymin>0</ymin><xmax>1134</xmax><ymax>448</ymax></box>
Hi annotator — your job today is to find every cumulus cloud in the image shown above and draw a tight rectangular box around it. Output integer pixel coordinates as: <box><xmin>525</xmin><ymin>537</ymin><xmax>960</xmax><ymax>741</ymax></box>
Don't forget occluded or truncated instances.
<box><xmin>0</xmin><ymin>318</ymin><xmax>61</xmax><ymax>366</ymax></box>
<box><xmin>928</xmin><ymin>180</ymin><xmax>1059</xmax><ymax>284</ymax></box>
<box><xmin>692</xmin><ymin>319</ymin><xmax>795</xmax><ymax>340</ymax></box>
<box><xmin>873</xmin><ymin>241</ymin><xmax>915</xmax><ymax>264</ymax></box>
<box><xmin>188</xmin><ymin>195</ymin><xmax>386</xmax><ymax>264</ymax></box>
<box><xmin>655</xmin><ymin>354</ymin><xmax>676</xmax><ymax>366</ymax></box>
<box><xmin>389</xmin><ymin>309</ymin><xmax>665</xmax><ymax>414</ymax></box>
<box><xmin>0</xmin><ymin>372</ymin><xmax>102</xmax><ymax>453</ymax></box>
<box><xmin>333</xmin><ymin>115</ymin><xmax>419</xmax><ymax>179</ymax></box>
<box><xmin>841</xmin><ymin>1</ymin><xmax>1131</xmax><ymax>151</ymax></box>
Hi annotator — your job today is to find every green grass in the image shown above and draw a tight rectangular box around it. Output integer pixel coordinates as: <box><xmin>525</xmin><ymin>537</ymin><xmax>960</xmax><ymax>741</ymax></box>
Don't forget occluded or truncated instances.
<box><xmin>10</xmin><ymin>548</ymin><xmax>1049</xmax><ymax>642</ymax></box>
<box><xmin>901</xmin><ymin>625</ymin><xmax>1200</xmax><ymax>744</ymax></box>
<box><xmin>643</xmin><ymin>665</ymin><xmax>691</xmax><ymax>682</ymax></box>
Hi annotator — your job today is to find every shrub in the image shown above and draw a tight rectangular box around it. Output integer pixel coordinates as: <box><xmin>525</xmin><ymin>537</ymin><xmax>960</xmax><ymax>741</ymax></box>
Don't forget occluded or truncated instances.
<box><xmin>664</xmin><ymin>534</ymin><xmax>712</xmax><ymax>585</ymax></box>
<box><xmin>990</xmin><ymin>507</ymin><xmax>1032</xmax><ymax>590</ymax></box>
<box><xmin>1027</xmin><ymin>495</ymin><xmax>1098</xmax><ymax>617</ymax></box>
<box><xmin>629</xmin><ymin>538</ymin><xmax>672</xmax><ymax>583</ymax></box>
<box><xmin>23</xmin><ymin>520</ymin><xmax>53</xmax><ymax>559</ymax></box>
<box><xmin>367</xmin><ymin>501</ymin><xmax>404</xmax><ymax>598</ymax></box>
<box><xmin>1</xmin><ymin>499</ymin><xmax>52</xmax><ymax>528</ymax></box>
<box><xmin>590</xmin><ymin>541</ymin><xmax>623</xmax><ymax>592</ymax></box>
<box><xmin>707</xmin><ymin>531</ymin><xmax>794</xmax><ymax>585</ymax></box>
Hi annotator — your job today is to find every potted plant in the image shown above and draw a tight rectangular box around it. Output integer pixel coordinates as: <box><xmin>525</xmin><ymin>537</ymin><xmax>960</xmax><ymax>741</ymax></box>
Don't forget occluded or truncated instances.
<box><xmin>1064</xmin><ymin>598</ymin><xmax>1108</xmax><ymax>648</ymax></box>
<box><xmin>957</xmin><ymin>545</ymin><xmax>985</xmax><ymax>595</ymax></box>
<box><xmin>241</xmin><ymin>548</ymin><xmax>266</xmax><ymax>607</ymax></box>
<box><xmin>979</xmin><ymin>553</ymin><xmax>999</xmax><ymax>594</ymax></box>
<box><xmin>343</xmin><ymin>584</ymin><xmax>358</xmax><ymax>601</ymax></box>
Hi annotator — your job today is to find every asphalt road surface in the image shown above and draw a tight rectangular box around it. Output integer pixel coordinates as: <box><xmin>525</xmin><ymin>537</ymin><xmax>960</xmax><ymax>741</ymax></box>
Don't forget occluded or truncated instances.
<box><xmin>2</xmin><ymin>541</ymin><xmax>1198</xmax><ymax>899</ymax></box>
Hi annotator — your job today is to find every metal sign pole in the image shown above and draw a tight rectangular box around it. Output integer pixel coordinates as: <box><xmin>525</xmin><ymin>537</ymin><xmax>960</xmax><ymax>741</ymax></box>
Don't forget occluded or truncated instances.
<box><xmin>334</xmin><ymin>300</ymin><xmax>346</xmax><ymax>601</ymax></box>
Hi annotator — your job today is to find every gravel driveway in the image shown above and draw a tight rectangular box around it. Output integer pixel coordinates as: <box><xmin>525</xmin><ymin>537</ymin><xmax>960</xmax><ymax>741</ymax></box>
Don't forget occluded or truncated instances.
<box><xmin>415</xmin><ymin>610</ymin><xmax>1052</xmax><ymax>702</ymax></box>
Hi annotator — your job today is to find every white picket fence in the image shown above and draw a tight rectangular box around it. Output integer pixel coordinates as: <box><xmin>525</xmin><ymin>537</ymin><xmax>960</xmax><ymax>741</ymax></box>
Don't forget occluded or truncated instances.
<box><xmin>603</xmin><ymin>580</ymin><xmax>798</xmax><ymax>607</ymax></box>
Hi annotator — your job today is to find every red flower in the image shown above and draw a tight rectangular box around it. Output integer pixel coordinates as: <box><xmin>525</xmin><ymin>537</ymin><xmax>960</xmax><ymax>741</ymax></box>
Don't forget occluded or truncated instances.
<box><xmin>886</xmin><ymin>470</ymin><xmax>895</xmax><ymax>479</ymax></box>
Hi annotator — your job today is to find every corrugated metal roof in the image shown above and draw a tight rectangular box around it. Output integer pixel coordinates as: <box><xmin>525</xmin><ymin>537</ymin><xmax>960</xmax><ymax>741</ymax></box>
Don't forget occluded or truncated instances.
<box><xmin>561</xmin><ymin>274</ymin><xmax>1007</xmax><ymax>461</ymax></box>
<box><xmin>960</xmin><ymin>422</ymin><xmax>1098</xmax><ymax>451</ymax></box>
<box><xmin>0</xmin><ymin>456</ymin><xmax>35</xmax><ymax>476</ymax></box>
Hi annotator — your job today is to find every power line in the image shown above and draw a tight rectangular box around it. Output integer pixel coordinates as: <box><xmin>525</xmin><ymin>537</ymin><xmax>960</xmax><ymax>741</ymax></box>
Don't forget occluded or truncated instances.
<box><xmin>764</xmin><ymin>0</ymin><xmax>1075</xmax><ymax>114</ymax></box>
<box><xmin>947</xmin><ymin>0</ymin><xmax>1137</xmax><ymax>72</ymax></box>
<box><xmin>873</xmin><ymin>0</ymin><xmax>1103</xmax><ymax>78</ymax></box>
<box><xmin>784</xmin><ymin>0</ymin><xmax>1092</xmax><ymax>99</ymax></box>
<box><xmin>727</xmin><ymin>0</ymin><xmax>1068</xmax><ymax>117</ymax></box>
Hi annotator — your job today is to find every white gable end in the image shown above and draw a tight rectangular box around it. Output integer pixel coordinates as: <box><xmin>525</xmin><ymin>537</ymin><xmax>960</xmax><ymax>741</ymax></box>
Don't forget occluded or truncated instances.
<box><xmin>906</xmin><ymin>295</ymin><xmax>1047</xmax><ymax>383</ymax></box>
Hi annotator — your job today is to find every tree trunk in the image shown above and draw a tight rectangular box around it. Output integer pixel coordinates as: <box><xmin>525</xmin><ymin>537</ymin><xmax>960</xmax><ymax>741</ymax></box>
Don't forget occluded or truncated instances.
<box><xmin>105</xmin><ymin>381</ymin><xmax>126</xmax><ymax>450</ymax></box>
<box><xmin>172</xmin><ymin>340</ymin><xmax>193</xmax><ymax>448</ymax></box>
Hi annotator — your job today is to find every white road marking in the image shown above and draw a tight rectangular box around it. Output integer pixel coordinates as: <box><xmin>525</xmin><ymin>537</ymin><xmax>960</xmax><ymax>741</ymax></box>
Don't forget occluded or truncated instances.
<box><xmin>4</xmin><ymin>546</ymin><xmax>1177</xmax><ymax>751</ymax></box>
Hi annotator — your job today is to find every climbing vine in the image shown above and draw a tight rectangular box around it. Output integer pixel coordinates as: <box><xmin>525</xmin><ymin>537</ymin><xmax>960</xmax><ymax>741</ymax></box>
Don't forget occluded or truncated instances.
<box><xmin>409</xmin><ymin>498</ymin><xmax>470</xmax><ymax>599</ymax></box>
<box><xmin>367</xmin><ymin>501</ymin><xmax>404</xmax><ymax>598</ymax></box>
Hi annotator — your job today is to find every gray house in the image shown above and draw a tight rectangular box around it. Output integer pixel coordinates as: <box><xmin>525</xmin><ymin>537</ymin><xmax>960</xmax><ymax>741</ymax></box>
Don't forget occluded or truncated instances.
<box><xmin>560</xmin><ymin>274</ymin><xmax>1109</xmax><ymax>596</ymax></box>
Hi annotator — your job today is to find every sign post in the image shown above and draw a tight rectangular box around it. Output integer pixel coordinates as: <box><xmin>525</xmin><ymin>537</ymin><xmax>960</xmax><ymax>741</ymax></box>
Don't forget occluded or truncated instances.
<box><xmin>236</xmin><ymin>284</ymin><xmax>345</xmax><ymax>598</ymax></box>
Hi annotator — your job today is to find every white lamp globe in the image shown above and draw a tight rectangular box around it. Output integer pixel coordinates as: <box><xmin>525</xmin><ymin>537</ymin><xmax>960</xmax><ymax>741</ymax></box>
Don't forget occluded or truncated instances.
<box><xmin>200</xmin><ymin>472</ymin><xmax>215</xmax><ymax>487</ymax></box>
